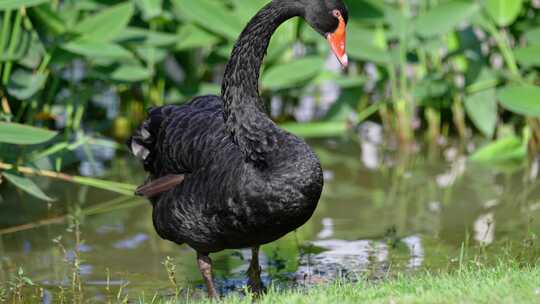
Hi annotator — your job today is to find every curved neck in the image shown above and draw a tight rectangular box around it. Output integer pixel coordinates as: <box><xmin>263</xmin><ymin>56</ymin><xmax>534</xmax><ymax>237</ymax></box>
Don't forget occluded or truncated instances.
<box><xmin>222</xmin><ymin>1</ymin><xmax>302</xmax><ymax>115</ymax></box>
<box><xmin>221</xmin><ymin>1</ymin><xmax>303</xmax><ymax>166</ymax></box>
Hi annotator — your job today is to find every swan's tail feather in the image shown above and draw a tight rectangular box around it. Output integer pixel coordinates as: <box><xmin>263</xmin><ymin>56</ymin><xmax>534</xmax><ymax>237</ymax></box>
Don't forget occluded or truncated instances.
<box><xmin>135</xmin><ymin>174</ymin><xmax>185</xmax><ymax>198</ymax></box>
<box><xmin>127</xmin><ymin>106</ymin><xmax>177</xmax><ymax>170</ymax></box>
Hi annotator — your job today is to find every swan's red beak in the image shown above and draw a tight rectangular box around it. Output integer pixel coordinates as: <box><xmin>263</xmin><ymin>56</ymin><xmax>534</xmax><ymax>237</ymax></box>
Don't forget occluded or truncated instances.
<box><xmin>327</xmin><ymin>15</ymin><xmax>348</xmax><ymax>68</ymax></box>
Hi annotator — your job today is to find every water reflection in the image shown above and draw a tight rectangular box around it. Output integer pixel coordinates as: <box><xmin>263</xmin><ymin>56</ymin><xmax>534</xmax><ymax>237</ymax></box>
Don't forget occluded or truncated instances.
<box><xmin>298</xmin><ymin>240</ymin><xmax>373</xmax><ymax>282</ymax></box>
<box><xmin>474</xmin><ymin>213</ymin><xmax>495</xmax><ymax>246</ymax></box>
<box><xmin>114</xmin><ymin>233</ymin><xmax>149</xmax><ymax>250</ymax></box>
<box><xmin>402</xmin><ymin>236</ymin><xmax>424</xmax><ymax>269</ymax></box>
<box><xmin>316</xmin><ymin>218</ymin><xmax>334</xmax><ymax>239</ymax></box>
<box><xmin>0</xmin><ymin>140</ymin><xmax>539</xmax><ymax>300</ymax></box>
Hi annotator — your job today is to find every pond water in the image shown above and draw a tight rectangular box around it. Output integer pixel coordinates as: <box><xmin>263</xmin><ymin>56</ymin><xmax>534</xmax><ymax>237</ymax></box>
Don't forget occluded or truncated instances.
<box><xmin>1</xmin><ymin>138</ymin><xmax>539</xmax><ymax>302</ymax></box>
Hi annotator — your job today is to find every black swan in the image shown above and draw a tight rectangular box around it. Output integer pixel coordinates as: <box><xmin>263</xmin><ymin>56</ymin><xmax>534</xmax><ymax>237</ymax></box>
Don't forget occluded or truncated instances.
<box><xmin>128</xmin><ymin>0</ymin><xmax>348</xmax><ymax>298</ymax></box>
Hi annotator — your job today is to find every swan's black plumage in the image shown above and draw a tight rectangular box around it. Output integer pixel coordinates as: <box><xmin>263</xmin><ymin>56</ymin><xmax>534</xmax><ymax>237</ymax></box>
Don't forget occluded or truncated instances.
<box><xmin>128</xmin><ymin>0</ymin><xmax>348</xmax><ymax>297</ymax></box>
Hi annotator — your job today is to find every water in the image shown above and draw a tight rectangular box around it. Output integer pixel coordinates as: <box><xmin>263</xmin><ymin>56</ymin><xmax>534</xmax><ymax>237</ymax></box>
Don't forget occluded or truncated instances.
<box><xmin>1</xmin><ymin>139</ymin><xmax>539</xmax><ymax>301</ymax></box>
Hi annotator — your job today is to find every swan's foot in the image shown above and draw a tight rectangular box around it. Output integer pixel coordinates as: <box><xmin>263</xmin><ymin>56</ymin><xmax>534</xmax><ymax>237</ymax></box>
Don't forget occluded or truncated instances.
<box><xmin>247</xmin><ymin>246</ymin><xmax>266</xmax><ymax>296</ymax></box>
<box><xmin>197</xmin><ymin>252</ymin><xmax>219</xmax><ymax>299</ymax></box>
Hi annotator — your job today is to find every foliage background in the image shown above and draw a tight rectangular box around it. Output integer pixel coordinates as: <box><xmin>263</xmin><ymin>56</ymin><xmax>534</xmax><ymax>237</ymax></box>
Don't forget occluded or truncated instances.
<box><xmin>0</xmin><ymin>0</ymin><xmax>540</xmax><ymax>199</ymax></box>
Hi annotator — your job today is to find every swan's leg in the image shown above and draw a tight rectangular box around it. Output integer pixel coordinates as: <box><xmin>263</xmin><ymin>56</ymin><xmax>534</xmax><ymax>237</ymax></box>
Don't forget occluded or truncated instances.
<box><xmin>247</xmin><ymin>246</ymin><xmax>265</xmax><ymax>295</ymax></box>
<box><xmin>197</xmin><ymin>252</ymin><xmax>218</xmax><ymax>298</ymax></box>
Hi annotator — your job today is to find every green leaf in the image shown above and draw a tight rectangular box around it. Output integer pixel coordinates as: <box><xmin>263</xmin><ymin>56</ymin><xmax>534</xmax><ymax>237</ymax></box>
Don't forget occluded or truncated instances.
<box><xmin>62</xmin><ymin>41</ymin><xmax>134</xmax><ymax>60</ymax></box>
<box><xmin>110</xmin><ymin>64</ymin><xmax>152</xmax><ymax>82</ymax></box>
<box><xmin>514</xmin><ymin>45</ymin><xmax>540</xmax><ymax>67</ymax></box>
<box><xmin>498</xmin><ymin>85</ymin><xmax>540</xmax><ymax>117</ymax></box>
<box><xmin>231</xmin><ymin>0</ymin><xmax>267</xmax><ymax>24</ymax></box>
<box><xmin>6</xmin><ymin>69</ymin><xmax>47</xmax><ymax>100</ymax></box>
<box><xmin>0</xmin><ymin>122</ymin><xmax>57</xmax><ymax>144</ymax></box>
<box><xmin>281</xmin><ymin>121</ymin><xmax>347</xmax><ymax>138</ymax></box>
<box><xmin>27</xmin><ymin>4</ymin><xmax>67</xmax><ymax>35</ymax></box>
<box><xmin>525</xmin><ymin>27</ymin><xmax>540</xmax><ymax>45</ymax></box>
<box><xmin>413</xmin><ymin>78</ymin><xmax>449</xmax><ymax>101</ymax></box>
<box><xmin>466</xmin><ymin>68</ymin><xmax>499</xmax><ymax>94</ymax></box>
<box><xmin>415</xmin><ymin>1</ymin><xmax>479</xmax><ymax>37</ymax></box>
<box><xmin>315</xmin><ymin>73</ymin><xmax>365</xmax><ymax>88</ymax></box>
<box><xmin>172</xmin><ymin>0</ymin><xmax>243</xmax><ymax>40</ymax></box>
<box><xmin>2</xmin><ymin>171</ymin><xmax>54</xmax><ymax>202</ymax></box>
<box><xmin>266</xmin><ymin>19</ymin><xmax>296</xmax><ymax>62</ymax></box>
<box><xmin>346</xmin><ymin>0</ymin><xmax>385</xmax><ymax>23</ymax></box>
<box><xmin>464</xmin><ymin>89</ymin><xmax>497</xmax><ymax>138</ymax></box>
<box><xmin>134</xmin><ymin>0</ymin><xmax>162</xmax><ymax>21</ymax></box>
<box><xmin>262</xmin><ymin>56</ymin><xmax>325</xmax><ymax>90</ymax></box>
<box><xmin>176</xmin><ymin>24</ymin><xmax>220</xmax><ymax>50</ymax></box>
<box><xmin>135</xmin><ymin>46</ymin><xmax>167</xmax><ymax>64</ymax></box>
<box><xmin>347</xmin><ymin>25</ymin><xmax>389</xmax><ymax>63</ymax></box>
<box><xmin>74</xmin><ymin>2</ymin><xmax>134</xmax><ymax>42</ymax></box>
<box><xmin>0</xmin><ymin>0</ymin><xmax>48</xmax><ymax>10</ymax></box>
<box><xmin>470</xmin><ymin>136</ymin><xmax>526</xmax><ymax>163</ymax></box>
<box><xmin>116</xmin><ymin>27</ymin><xmax>178</xmax><ymax>47</ymax></box>
<box><xmin>484</xmin><ymin>0</ymin><xmax>523</xmax><ymax>27</ymax></box>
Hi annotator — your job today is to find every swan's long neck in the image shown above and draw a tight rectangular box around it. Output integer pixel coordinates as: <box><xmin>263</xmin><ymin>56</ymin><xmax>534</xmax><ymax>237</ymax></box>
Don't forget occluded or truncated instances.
<box><xmin>221</xmin><ymin>1</ymin><xmax>303</xmax><ymax>167</ymax></box>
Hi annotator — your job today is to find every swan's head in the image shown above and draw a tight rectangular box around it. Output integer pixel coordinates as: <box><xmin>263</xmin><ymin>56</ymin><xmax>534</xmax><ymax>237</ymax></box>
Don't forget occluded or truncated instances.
<box><xmin>302</xmin><ymin>0</ymin><xmax>349</xmax><ymax>67</ymax></box>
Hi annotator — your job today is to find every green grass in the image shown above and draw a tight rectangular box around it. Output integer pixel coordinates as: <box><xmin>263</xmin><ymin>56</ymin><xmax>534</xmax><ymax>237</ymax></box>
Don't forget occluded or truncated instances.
<box><xmin>2</xmin><ymin>261</ymin><xmax>539</xmax><ymax>303</ymax></box>
<box><xmin>163</xmin><ymin>262</ymin><xmax>540</xmax><ymax>304</ymax></box>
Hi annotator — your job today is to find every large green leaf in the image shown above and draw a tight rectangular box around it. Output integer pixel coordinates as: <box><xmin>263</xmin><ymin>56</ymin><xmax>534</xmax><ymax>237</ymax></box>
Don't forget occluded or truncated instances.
<box><xmin>62</xmin><ymin>41</ymin><xmax>134</xmax><ymax>60</ymax></box>
<box><xmin>415</xmin><ymin>1</ymin><xmax>479</xmax><ymax>37</ymax></box>
<box><xmin>347</xmin><ymin>24</ymin><xmax>389</xmax><ymax>63</ymax></box>
<box><xmin>466</xmin><ymin>68</ymin><xmax>499</xmax><ymax>94</ymax></box>
<box><xmin>525</xmin><ymin>27</ymin><xmax>540</xmax><ymax>45</ymax></box>
<box><xmin>413</xmin><ymin>77</ymin><xmax>449</xmax><ymax>101</ymax></box>
<box><xmin>514</xmin><ymin>45</ymin><xmax>540</xmax><ymax>67</ymax></box>
<box><xmin>464</xmin><ymin>89</ymin><xmax>497</xmax><ymax>138</ymax></box>
<box><xmin>135</xmin><ymin>46</ymin><xmax>167</xmax><ymax>64</ymax></box>
<box><xmin>266</xmin><ymin>19</ymin><xmax>296</xmax><ymax>62</ymax></box>
<box><xmin>110</xmin><ymin>64</ymin><xmax>152</xmax><ymax>82</ymax></box>
<box><xmin>262</xmin><ymin>56</ymin><xmax>325</xmax><ymax>90</ymax></box>
<box><xmin>2</xmin><ymin>171</ymin><xmax>54</xmax><ymax>202</ymax></box>
<box><xmin>0</xmin><ymin>122</ymin><xmax>57</xmax><ymax>145</ymax></box>
<box><xmin>172</xmin><ymin>0</ymin><xmax>243</xmax><ymax>40</ymax></box>
<box><xmin>134</xmin><ymin>0</ymin><xmax>162</xmax><ymax>21</ymax></box>
<box><xmin>74</xmin><ymin>2</ymin><xmax>134</xmax><ymax>42</ymax></box>
<box><xmin>345</xmin><ymin>0</ymin><xmax>385</xmax><ymax>24</ymax></box>
<box><xmin>176</xmin><ymin>24</ymin><xmax>220</xmax><ymax>50</ymax></box>
<box><xmin>231</xmin><ymin>0</ymin><xmax>268</xmax><ymax>24</ymax></box>
<box><xmin>27</xmin><ymin>4</ymin><xmax>67</xmax><ymax>35</ymax></box>
<box><xmin>498</xmin><ymin>85</ymin><xmax>540</xmax><ymax>117</ymax></box>
<box><xmin>0</xmin><ymin>0</ymin><xmax>48</xmax><ymax>10</ymax></box>
<box><xmin>470</xmin><ymin>136</ymin><xmax>526</xmax><ymax>164</ymax></box>
<box><xmin>6</xmin><ymin>69</ymin><xmax>47</xmax><ymax>100</ymax></box>
<box><xmin>484</xmin><ymin>0</ymin><xmax>523</xmax><ymax>27</ymax></box>
<box><xmin>116</xmin><ymin>27</ymin><xmax>178</xmax><ymax>47</ymax></box>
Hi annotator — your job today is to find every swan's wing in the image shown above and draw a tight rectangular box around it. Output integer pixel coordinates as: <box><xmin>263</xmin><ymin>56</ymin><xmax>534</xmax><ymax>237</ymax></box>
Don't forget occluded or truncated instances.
<box><xmin>128</xmin><ymin>95</ymin><xmax>226</xmax><ymax>195</ymax></box>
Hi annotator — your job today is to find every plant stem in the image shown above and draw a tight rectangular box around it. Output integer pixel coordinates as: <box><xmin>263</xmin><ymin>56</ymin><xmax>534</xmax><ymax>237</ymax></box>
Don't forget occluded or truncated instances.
<box><xmin>484</xmin><ymin>20</ymin><xmax>520</xmax><ymax>79</ymax></box>
<box><xmin>0</xmin><ymin>162</ymin><xmax>136</xmax><ymax>196</ymax></box>
<box><xmin>2</xmin><ymin>10</ymin><xmax>22</xmax><ymax>85</ymax></box>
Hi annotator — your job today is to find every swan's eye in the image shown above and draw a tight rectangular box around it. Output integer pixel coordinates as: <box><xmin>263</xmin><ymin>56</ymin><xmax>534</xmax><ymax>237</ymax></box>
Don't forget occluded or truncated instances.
<box><xmin>332</xmin><ymin>9</ymin><xmax>341</xmax><ymax>18</ymax></box>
